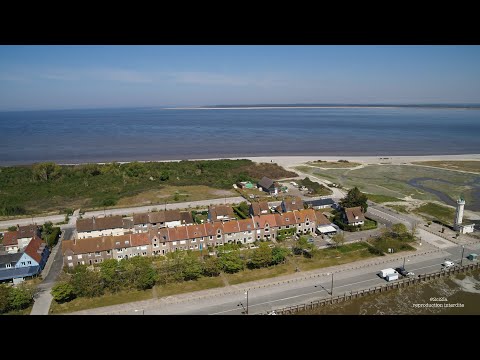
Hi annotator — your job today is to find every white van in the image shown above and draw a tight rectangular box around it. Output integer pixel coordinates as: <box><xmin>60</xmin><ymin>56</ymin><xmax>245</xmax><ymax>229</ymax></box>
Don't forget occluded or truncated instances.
<box><xmin>379</xmin><ymin>268</ymin><xmax>397</xmax><ymax>278</ymax></box>
<box><xmin>385</xmin><ymin>273</ymin><xmax>399</xmax><ymax>281</ymax></box>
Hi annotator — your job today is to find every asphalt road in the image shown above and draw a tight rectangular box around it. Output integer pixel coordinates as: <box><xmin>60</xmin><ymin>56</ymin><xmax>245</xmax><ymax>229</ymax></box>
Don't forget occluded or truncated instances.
<box><xmin>136</xmin><ymin>243</ymin><xmax>479</xmax><ymax>315</ymax></box>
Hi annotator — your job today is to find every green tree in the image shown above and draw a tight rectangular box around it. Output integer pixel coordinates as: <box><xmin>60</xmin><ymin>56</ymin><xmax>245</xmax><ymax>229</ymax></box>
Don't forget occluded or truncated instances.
<box><xmin>0</xmin><ymin>285</ymin><xmax>11</xmax><ymax>313</ymax></box>
<box><xmin>32</xmin><ymin>162</ymin><xmax>61</xmax><ymax>182</ymax></box>
<box><xmin>182</xmin><ymin>253</ymin><xmax>203</xmax><ymax>281</ymax></box>
<box><xmin>238</xmin><ymin>201</ymin><xmax>250</xmax><ymax>215</ymax></box>
<box><xmin>8</xmin><ymin>285</ymin><xmax>34</xmax><ymax>310</ymax></box>
<box><xmin>339</xmin><ymin>186</ymin><xmax>368</xmax><ymax>212</ymax></box>
<box><xmin>271</xmin><ymin>247</ymin><xmax>290</xmax><ymax>265</ymax></box>
<box><xmin>391</xmin><ymin>223</ymin><xmax>408</xmax><ymax>237</ymax></box>
<box><xmin>219</xmin><ymin>251</ymin><xmax>244</xmax><ymax>273</ymax></box>
<box><xmin>159</xmin><ymin>171</ymin><xmax>170</xmax><ymax>181</ymax></box>
<box><xmin>203</xmin><ymin>256</ymin><xmax>221</xmax><ymax>277</ymax></box>
<box><xmin>51</xmin><ymin>282</ymin><xmax>76</xmax><ymax>303</ymax></box>
<box><xmin>100</xmin><ymin>259</ymin><xmax>123</xmax><ymax>292</ymax></box>
<box><xmin>121</xmin><ymin>257</ymin><xmax>157</xmax><ymax>290</ymax></box>
<box><xmin>7</xmin><ymin>226</ymin><xmax>17</xmax><ymax>232</ymax></box>
<box><xmin>70</xmin><ymin>265</ymin><xmax>105</xmax><ymax>298</ymax></box>
<box><xmin>331</xmin><ymin>232</ymin><xmax>345</xmax><ymax>248</ymax></box>
<box><xmin>249</xmin><ymin>243</ymin><xmax>273</xmax><ymax>268</ymax></box>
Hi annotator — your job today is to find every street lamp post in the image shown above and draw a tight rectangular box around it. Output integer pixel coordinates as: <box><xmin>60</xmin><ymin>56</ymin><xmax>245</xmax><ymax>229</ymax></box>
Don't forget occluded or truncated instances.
<box><xmin>330</xmin><ymin>273</ymin><xmax>334</xmax><ymax>298</ymax></box>
<box><xmin>237</xmin><ymin>290</ymin><xmax>249</xmax><ymax>315</ymax></box>
<box><xmin>460</xmin><ymin>245</ymin><xmax>465</xmax><ymax>267</ymax></box>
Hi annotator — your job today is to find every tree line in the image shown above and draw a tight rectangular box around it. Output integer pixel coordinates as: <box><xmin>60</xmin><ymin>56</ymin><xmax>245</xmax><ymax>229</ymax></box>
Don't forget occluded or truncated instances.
<box><xmin>51</xmin><ymin>243</ymin><xmax>291</xmax><ymax>303</ymax></box>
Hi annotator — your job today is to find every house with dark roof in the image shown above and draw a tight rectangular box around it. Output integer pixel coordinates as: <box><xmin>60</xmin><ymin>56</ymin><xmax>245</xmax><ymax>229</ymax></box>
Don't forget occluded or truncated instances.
<box><xmin>257</xmin><ymin>176</ymin><xmax>278</xmax><ymax>195</ymax></box>
<box><xmin>343</xmin><ymin>206</ymin><xmax>365</xmax><ymax>226</ymax></box>
<box><xmin>208</xmin><ymin>205</ymin><xmax>235</xmax><ymax>222</ymax></box>
<box><xmin>281</xmin><ymin>197</ymin><xmax>304</xmax><ymax>212</ymax></box>
<box><xmin>0</xmin><ymin>236</ymin><xmax>50</xmax><ymax>284</ymax></box>
<box><xmin>304</xmin><ymin>198</ymin><xmax>336</xmax><ymax>210</ymax></box>
<box><xmin>76</xmin><ymin>215</ymin><xmax>132</xmax><ymax>239</ymax></box>
<box><xmin>133</xmin><ymin>210</ymin><xmax>194</xmax><ymax>232</ymax></box>
<box><xmin>249</xmin><ymin>201</ymin><xmax>270</xmax><ymax>216</ymax></box>
<box><xmin>2</xmin><ymin>224</ymin><xmax>41</xmax><ymax>254</ymax></box>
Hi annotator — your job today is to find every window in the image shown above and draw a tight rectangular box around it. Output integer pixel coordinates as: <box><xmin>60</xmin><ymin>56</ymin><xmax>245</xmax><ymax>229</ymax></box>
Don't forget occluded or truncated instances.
<box><xmin>77</xmin><ymin>254</ymin><xmax>83</xmax><ymax>259</ymax></box>
<box><xmin>95</xmin><ymin>252</ymin><xmax>101</xmax><ymax>256</ymax></box>
<box><xmin>209</xmin><ymin>235</ymin><xmax>213</xmax><ymax>240</ymax></box>
<box><xmin>194</xmin><ymin>245</ymin><xmax>198</xmax><ymax>249</ymax></box>
<box><xmin>162</xmin><ymin>242</ymin><xmax>166</xmax><ymax>246</ymax></box>
<box><xmin>27</xmin><ymin>261</ymin><xmax>31</xmax><ymax>265</ymax></box>
<box><xmin>153</xmin><ymin>243</ymin><xmax>158</xmax><ymax>248</ymax></box>
<box><xmin>180</xmin><ymin>240</ymin><xmax>186</xmax><ymax>244</ymax></box>
<box><xmin>200</xmin><ymin>238</ymin><xmax>204</xmax><ymax>242</ymax></box>
<box><xmin>172</xmin><ymin>241</ymin><xmax>177</xmax><ymax>245</ymax></box>
<box><xmin>67</xmin><ymin>256</ymin><xmax>72</xmax><ymax>260</ymax></box>
<box><xmin>5</xmin><ymin>264</ymin><xmax>11</xmax><ymax>269</ymax></box>
<box><xmin>117</xmin><ymin>248</ymin><xmax>123</xmax><ymax>253</ymax></box>
<box><xmin>106</xmin><ymin>250</ymin><xmax>111</xmax><ymax>255</ymax></box>
<box><xmin>192</xmin><ymin>238</ymin><xmax>196</xmax><ymax>242</ymax></box>
<box><xmin>142</xmin><ymin>252</ymin><xmax>147</xmax><ymax>256</ymax></box>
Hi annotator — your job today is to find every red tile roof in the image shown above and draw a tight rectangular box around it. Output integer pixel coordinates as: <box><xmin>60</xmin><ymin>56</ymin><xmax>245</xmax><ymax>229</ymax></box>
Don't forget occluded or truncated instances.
<box><xmin>2</xmin><ymin>231</ymin><xmax>18</xmax><ymax>246</ymax></box>
<box><xmin>186</xmin><ymin>224</ymin><xmax>207</xmax><ymax>239</ymax></box>
<box><xmin>315</xmin><ymin>210</ymin><xmax>332</xmax><ymax>226</ymax></box>
<box><xmin>23</xmin><ymin>236</ymin><xmax>46</xmax><ymax>263</ymax></box>
<box><xmin>274</xmin><ymin>212</ymin><xmax>297</xmax><ymax>227</ymax></box>
<box><xmin>253</xmin><ymin>214</ymin><xmax>277</xmax><ymax>229</ymax></box>
<box><xmin>345</xmin><ymin>207</ymin><xmax>365</xmax><ymax>223</ymax></box>
<box><xmin>237</xmin><ymin>218</ymin><xmax>256</xmax><ymax>232</ymax></box>
<box><xmin>282</xmin><ymin>197</ymin><xmax>304</xmax><ymax>212</ymax></box>
<box><xmin>222</xmin><ymin>220</ymin><xmax>240</xmax><ymax>234</ymax></box>
<box><xmin>250</xmin><ymin>202</ymin><xmax>269</xmax><ymax>216</ymax></box>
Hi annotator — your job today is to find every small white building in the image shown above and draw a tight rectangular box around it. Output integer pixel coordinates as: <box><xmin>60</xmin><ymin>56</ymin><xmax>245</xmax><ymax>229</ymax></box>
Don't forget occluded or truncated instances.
<box><xmin>453</xmin><ymin>198</ymin><xmax>475</xmax><ymax>234</ymax></box>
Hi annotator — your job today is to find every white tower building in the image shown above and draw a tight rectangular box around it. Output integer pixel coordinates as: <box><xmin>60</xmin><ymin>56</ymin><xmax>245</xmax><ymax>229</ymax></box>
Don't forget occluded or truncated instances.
<box><xmin>453</xmin><ymin>198</ymin><xmax>475</xmax><ymax>234</ymax></box>
<box><xmin>454</xmin><ymin>198</ymin><xmax>465</xmax><ymax>228</ymax></box>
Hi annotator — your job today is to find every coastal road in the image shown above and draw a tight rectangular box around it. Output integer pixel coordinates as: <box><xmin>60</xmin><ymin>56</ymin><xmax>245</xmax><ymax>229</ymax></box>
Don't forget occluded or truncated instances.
<box><xmin>69</xmin><ymin>242</ymin><xmax>480</xmax><ymax>315</ymax></box>
<box><xmin>0</xmin><ymin>196</ymin><xmax>246</xmax><ymax>230</ymax></box>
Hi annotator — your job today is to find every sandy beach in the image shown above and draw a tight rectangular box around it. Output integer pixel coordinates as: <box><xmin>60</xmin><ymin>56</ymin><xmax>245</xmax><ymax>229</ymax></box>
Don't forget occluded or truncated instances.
<box><xmin>185</xmin><ymin>154</ymin><xmax>480</xmax><ymax>169</ymax></box>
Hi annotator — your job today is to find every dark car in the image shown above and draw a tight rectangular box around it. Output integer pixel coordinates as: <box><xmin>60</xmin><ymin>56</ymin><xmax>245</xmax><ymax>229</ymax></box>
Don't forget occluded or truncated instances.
<box><xmin>395</xmin><ymin>267</ymin><xmax>414</xmax><ymax>277</ymax></box>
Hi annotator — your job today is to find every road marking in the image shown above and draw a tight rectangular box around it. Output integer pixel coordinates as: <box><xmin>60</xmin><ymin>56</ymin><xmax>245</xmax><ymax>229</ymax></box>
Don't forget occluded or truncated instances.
<box><xmin>209</xmin><ymin>276</ymin><xmax>381</xmax><ymax>315</ymax></box>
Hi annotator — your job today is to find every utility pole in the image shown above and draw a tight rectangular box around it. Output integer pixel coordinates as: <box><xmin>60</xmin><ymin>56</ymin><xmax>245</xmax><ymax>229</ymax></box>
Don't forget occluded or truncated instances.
<box><xmin>461</xmin><ymin>245</ymin><xmax>465</xmax><ymax>267</ymax></box>
<box><xmin>330</xmin><ymin>273</ymin><xmax>334</xmax><ymax>298</ymax></box>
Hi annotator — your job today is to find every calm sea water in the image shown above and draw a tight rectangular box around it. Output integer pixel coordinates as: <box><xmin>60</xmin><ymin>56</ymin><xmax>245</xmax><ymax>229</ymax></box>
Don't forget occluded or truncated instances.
<box><xmin>0</xmin><ymin>107</ymin><xmax>479</xmax><ymax>165</ymax></box>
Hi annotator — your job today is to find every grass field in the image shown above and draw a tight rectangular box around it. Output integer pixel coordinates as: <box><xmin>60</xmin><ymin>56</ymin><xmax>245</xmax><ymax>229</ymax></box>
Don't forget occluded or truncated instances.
<box><xmin>295</xmin><ymin>242</ymin><xmax>377</xmax><ymax>271</ymax></box>
<box><xmin>412</xmin><ymin>161</ymin><xmax>480</xmax><ymax>173</ymax></box>
<box><xmin>225</xmin><ymin>262</ymin><xmax>297</xmax><ymax>285</ymax></box>
<box><xmin>366</xmin><ymin>193</ymin><xmax>403</xmax><ymax>203</ymax></box>
<box><xmin>0</xmin><ymin>159</ymin><xmax>296</xmax><ymax>217</ymax></box>
<box><xmin>296</xmin><ymin>164</ymin><xmax>479</xmax><ymax>208</ymax></box>
<box><xmin>115</xmin><ymin>185</ymin><xmax>235</xmax><ymax>207</ymax></box>
<box><xmin>49</xmin><ymin>288</ymin><xmax>154</xmax><ymax>314</ymax></box>
<box><xmin>413</xmin><ymin>202</ymin><xmax>456</xmax><ymax>225</ymax></box>
<box><xmin>306</xmin><ymin>161</ymin><xmax>362</xmax><ymax>168</ymax></box>
<box><xmin>386</xmin><ymin>204</ymin><xmax>409</xmax><ymax>214</ymax></box>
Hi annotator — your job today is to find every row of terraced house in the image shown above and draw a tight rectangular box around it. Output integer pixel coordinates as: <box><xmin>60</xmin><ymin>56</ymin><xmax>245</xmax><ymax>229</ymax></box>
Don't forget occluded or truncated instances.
<box><xmin>62</xmin><ymin>206</ymin><xmax>332</xmax><ymax>268</ymax></box>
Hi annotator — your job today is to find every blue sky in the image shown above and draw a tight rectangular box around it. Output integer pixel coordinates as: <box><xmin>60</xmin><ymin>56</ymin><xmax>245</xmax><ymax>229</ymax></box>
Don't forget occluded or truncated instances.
<box><xmin>0</xmin><ymin>45</ymin><xmax>479</xmax><ymax>110</ymax></box>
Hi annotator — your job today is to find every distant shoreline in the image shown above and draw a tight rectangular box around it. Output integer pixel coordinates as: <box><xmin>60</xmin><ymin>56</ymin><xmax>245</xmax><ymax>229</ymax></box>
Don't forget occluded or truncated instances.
<box><xmin>165</xmin><ymin>104</ymin><xmax>480</xmax><ymax>110</ymax></box>
<box><xmin>40</xmin><ymin>154</ymin><xmax>480</xmax><ymax>167</ymax></box>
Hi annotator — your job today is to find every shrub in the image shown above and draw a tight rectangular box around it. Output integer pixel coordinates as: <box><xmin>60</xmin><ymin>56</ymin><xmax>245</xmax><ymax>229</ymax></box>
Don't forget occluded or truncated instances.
<box><xmin>51</xmin><ymin>282</ymin><xmax>76</xmax><ymax>303</ymax></box>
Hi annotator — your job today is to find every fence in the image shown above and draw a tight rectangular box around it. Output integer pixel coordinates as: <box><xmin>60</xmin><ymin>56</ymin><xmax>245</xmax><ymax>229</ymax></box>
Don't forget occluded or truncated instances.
<box><xmin>273</xmin><ymin>261</ymin><xmax>480</xmax><ymax>315</ymax></box>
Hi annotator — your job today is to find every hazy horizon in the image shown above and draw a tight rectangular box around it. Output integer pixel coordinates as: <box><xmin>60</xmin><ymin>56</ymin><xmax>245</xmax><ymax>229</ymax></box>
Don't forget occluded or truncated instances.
<box><xmin>1</xmin><ymin>45</ymin><xmax>480</xmax><ymax>111</ymax></box>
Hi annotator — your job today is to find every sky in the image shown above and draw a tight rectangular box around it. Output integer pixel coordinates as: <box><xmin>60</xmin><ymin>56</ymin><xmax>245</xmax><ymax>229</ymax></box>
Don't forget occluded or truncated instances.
<box><xmin>0</xmin><ymin>45</ymin><xmax>480</xmax><ymax>111</ymax></box>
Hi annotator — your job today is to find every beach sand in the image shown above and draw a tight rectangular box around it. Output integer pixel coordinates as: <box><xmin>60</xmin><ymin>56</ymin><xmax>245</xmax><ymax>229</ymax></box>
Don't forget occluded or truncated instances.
<box><xmin>189</xmin><ymin>154</ymin><xmax>480</xmax><ymax>169</ymax></box>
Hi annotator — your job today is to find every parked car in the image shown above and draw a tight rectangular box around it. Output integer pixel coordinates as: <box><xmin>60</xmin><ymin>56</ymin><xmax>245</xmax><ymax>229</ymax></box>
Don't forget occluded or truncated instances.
<box><xmin>443</xmin><ymin>260</ymin><xmax>455</xmax><ymax>268</ymax></box>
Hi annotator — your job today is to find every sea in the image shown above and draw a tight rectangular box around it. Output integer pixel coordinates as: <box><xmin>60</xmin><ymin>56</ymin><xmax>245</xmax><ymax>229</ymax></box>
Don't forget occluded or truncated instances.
<box><xmin>0</xmin><ymin>106</ymin><xmax>480</xmax><ymax>166</ymax></box>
